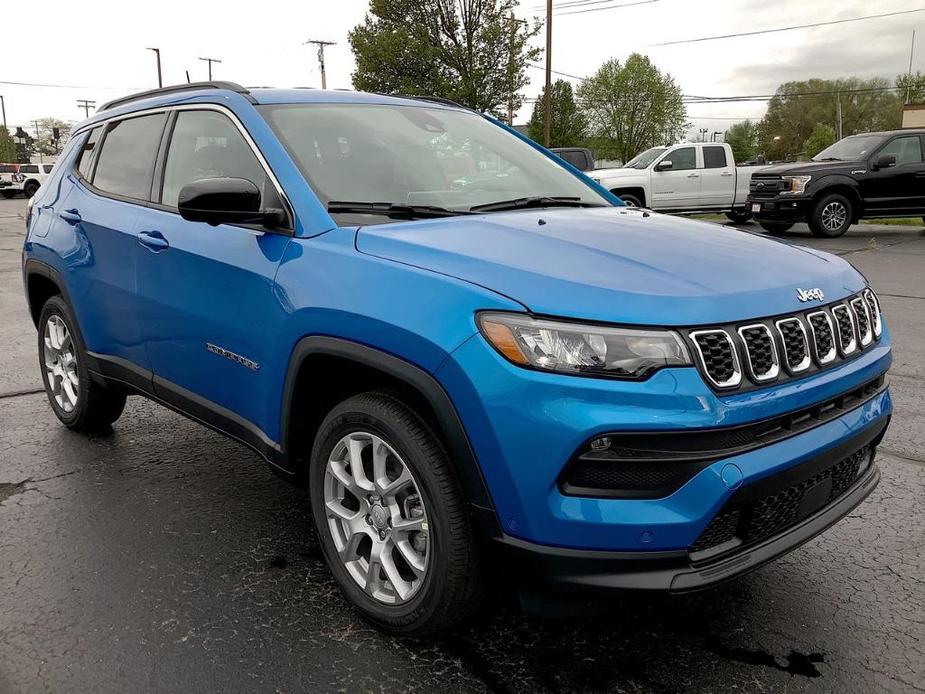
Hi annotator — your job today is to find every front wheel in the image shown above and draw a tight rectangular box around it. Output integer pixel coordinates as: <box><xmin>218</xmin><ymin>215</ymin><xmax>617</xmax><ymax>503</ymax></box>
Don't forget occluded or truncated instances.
<box><xmin>23</xmin><ymin>181</ymin><xmax>39</xmax><ymax>198</ymax></box>
<box><xmin>38</xmin><ymin>296</ymin><xmax>126</xmax><ymax>431</ymax></box>
<box><xmin>809</xmin><ymin>193</ymin><xmax>853</xmax><ymax>237</ymax></box>
<box><xmin>617</xmin><ymin>193</ymin><xmax>642</xmax><ymax>207</ymax></box>
<box><xmin>758</xmin><ymin>221</ymin><xmax>794</xmax><ymax>234</ymax></box>
<box><xmin>725</xmin><ymin>209</ymin><xmax>753</xmax><ymax>224</ymax></box>
<box><xmin>309</xmin><ymin>391</ymin><xmax>481</xmax><ymax>635</ymax></box>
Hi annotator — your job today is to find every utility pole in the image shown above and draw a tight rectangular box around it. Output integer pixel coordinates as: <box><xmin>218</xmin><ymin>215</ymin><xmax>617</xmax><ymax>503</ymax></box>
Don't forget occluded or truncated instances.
<box><xmin>699</xmin><ymin>128</ymin><xmax>708</xmax><ymax>142</ymax></box>
<box><xmin>147</xmin><ymin>47</ymin><xmax>163</xmax><ymax>88</ymax></box>
<box><xmin>835</xmin><ymin>92</ymin><xmax>843</xmax><ymax>140</ymax></box>
<box><xmin>906</xmin><ymin>30</ymin><xmax>917</xmax><ymax>104</ymax></box>
<box><xmin>508</xmin><ymin>13</ymin><xmax>516</xmax><ymax>125</ymax></box>
<box><xmin>543</xmin><ymin>0</ymin><xmax>552</xmax><ymax>146</ymax></box>
<box><xmin>0</xmin><ymin>95</ymin><xmax>6</xmax><ymax>130</ymax></box>
<box><xmin>304</xmin><ymin>39</ymin><xmax>336</xmax><ymax>89</ymax></box>
<box><xmin>31</xmin><ymin>120</ymin><xmax>44</xmax><ymax>164</ymax></box>
<box><xmin>199</xmin><ymin>56</ymin><xmax>222</xmax><ymax>81</ymax></box>
<box><xmin>76</xmin><ymin>99</ymin><xmax>96</xmax><ymax>119</ymax></box>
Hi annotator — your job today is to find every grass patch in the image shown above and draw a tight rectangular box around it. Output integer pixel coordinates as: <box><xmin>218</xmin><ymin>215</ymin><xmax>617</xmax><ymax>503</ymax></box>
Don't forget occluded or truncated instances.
<box><xmin>862</xmin><ymin>217</ymin><xmax>924</xmax><ymax>226</ymax></box>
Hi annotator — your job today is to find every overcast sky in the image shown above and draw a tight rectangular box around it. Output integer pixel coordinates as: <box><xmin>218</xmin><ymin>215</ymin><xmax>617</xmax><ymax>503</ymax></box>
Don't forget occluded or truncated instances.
<box><xmin>1</xmin><ymin>0</ymin><xmax>920</xmax><ymax>141</ymax></box>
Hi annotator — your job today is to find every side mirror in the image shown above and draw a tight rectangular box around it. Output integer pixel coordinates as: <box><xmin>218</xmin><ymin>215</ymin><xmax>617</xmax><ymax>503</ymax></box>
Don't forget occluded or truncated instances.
<box><xmin>872</xmin><ymin>154</ymin><xmax>896</xmax><ymax>170</ymax></box>
<box><xmin>178</xmin><ymin>177</ymin><xmax>282</xmax><ymax>228</ymax></box>
<box><xmin>655</xmin><ymin>160</ymin><xmax>673</xmax><ymax>171</ymax></box>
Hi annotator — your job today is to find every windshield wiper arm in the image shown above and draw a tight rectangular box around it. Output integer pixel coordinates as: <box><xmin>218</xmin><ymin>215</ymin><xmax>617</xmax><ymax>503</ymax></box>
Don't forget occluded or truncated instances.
<box><xmin>327</xmin><ymin>201</ymin><xmax>472</xmax><ymax>219</ymax></box>
<box><xmin>469</xmin><ymin>196</ymin><xmax>606</xmax><ymax>213</ymax></box>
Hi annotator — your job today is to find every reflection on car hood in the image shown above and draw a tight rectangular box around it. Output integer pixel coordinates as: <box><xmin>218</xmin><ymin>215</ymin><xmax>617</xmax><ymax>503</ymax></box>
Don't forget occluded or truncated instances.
<box><xmin>356</xmin><ymin>207</ymin><xmax>865</xmax><ymax>326</ymax></box>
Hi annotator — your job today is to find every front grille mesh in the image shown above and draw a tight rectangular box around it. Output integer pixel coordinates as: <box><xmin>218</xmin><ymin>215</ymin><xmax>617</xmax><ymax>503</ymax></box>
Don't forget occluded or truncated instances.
<box><xmin>687</xmin><ymin>291</ymin><xmax>880</xmax><ymax>391</ymax></box>
<box><xmin>690</xmin><ymin>445</ymin><xmax>871</xmax><ymax>555</ymax></box>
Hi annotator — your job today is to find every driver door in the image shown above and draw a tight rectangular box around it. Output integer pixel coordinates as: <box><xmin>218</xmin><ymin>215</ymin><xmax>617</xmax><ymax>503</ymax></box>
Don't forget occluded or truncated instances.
<box><xmin>650</xmin><ymin>147</ymin><xmax>701</xmax><ymax>209</ymax></box>
<box><xmin>132</xmin><ymin>108</ymin><xmax>292</xmax><ymax>436</ymax></box>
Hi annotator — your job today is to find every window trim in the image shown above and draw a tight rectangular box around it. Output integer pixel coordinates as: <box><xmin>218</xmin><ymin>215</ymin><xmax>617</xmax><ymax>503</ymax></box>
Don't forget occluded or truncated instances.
<box><xmin>70</xmin><ymin>103</ymin><xmax>294</xmax><ymax>235</ymax></box>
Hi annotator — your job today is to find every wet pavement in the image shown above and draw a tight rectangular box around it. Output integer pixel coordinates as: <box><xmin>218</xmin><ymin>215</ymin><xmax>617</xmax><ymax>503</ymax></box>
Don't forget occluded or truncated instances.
<box><xmin>1</xmin><ymin>198</ymin><xmax>923</xmax><ymax>693</ymax></box>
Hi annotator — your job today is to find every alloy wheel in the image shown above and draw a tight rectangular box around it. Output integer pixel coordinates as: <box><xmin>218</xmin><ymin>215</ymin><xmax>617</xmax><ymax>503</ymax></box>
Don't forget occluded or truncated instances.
<box><xmin>323</xmin><ymin>431</ymin><xmax>430</xmax><ymax>605</ymax></box>
<box><xmin>43</xmin><ymin>315</ymin><xmax>79</xmax><ymax>412</ymax></box>
<box><xmin>821</xmin><ymin>201</ymin><xmax>847</xmax><ymax>232</ymax></box>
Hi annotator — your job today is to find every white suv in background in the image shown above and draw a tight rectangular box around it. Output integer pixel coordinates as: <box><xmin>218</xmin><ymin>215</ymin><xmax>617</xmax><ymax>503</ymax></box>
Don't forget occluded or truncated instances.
<box><xmin>16</xmin><ymin>162</ymin><xmax>55</xmax><ymax>198</ymax></box>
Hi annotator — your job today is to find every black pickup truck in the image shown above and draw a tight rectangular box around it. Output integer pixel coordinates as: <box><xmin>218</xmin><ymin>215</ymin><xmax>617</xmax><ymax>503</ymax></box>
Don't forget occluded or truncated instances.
<box><xmin>747</xmin><ymin>129</ymin><xmax>925</xmax><ymax>237</ymax></box>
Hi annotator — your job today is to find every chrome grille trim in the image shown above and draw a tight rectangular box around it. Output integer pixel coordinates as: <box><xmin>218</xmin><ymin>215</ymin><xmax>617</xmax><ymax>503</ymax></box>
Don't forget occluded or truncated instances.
<box><xmin>862</xmin><ymin>288</ymin><xmax>882</xmax><ymax>339</ymax></box>
<box><xmin>850</xmin><ymin>297</ymin><xmax>873</xmax><ymax>347</ymax></box>
<box><xmin>737</xmin><ymin>323</ymin><xmax>780</xmax><ymax>382</ymax></box>
<box><xmin>689</xmin><ymin>329</ymin><xmax>742</xmax><ymax>389</ymax></box>
<box><xmin>832</xmin><ymin>304</ymin><xmax>858</xmax><ymax>356</ymax></box>
<box><xmin>806</xmin><ymin>310</ymin><xmax>837</xmax><ymax>365</ymax></box>
<box><xmin>774</xmin><ymin>318</ymin><xmax>811</xmax><ymax>373</ymax></box>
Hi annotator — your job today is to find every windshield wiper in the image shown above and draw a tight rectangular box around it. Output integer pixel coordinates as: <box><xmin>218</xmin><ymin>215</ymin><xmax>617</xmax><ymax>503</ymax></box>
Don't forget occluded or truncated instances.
<box><xmin>814</xmin><ymin>157</ymin><xmax>842</xmax><ymax>162</ymax></box>
<box><xmin>469</xmin><ymin>196</ymin><xmax>606</xmax><ymax>213</ymax></box>
<box><xmin>327</xmin><ymin>201</ymin><xmax>472</xmax><ymax>219</ymax></box>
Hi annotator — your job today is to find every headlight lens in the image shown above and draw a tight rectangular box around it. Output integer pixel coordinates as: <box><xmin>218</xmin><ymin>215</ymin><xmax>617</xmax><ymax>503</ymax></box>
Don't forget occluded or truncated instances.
<box><xmin>477</xmin><ymin>312</ymin><xmax>691</xmax><ymax>379</ymax></box>
<box><xmin>782</xmin><ymin>175</ymin><xmax>812</xmax><ymax>195</ymax></box>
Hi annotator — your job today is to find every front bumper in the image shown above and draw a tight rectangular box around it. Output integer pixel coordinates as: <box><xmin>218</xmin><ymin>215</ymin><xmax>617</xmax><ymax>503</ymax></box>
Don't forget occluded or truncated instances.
<box><xmin>747</xmin><ymin>195</ymin><xmax>813</xmax><ymax>221</ymax></box>
<box><xmin>481</xmin><ymin>416</ymin><xmax>884</xmax><ymax>598</ymax></box>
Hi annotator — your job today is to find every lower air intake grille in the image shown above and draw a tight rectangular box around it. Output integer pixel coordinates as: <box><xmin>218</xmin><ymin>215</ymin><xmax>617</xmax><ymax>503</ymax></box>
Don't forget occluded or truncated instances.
<box><xmin>690</xmin><ymin>445</ymin><xmax>871</xmax><ymax>555</ymax></box>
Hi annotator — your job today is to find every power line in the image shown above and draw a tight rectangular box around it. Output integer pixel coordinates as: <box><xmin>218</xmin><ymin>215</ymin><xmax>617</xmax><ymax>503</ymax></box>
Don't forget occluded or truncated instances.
<box><xmin>650</xmin><ymin>8</ymin><xmax>925</xmax><ymax>47</ymax></box>
<box><xmin>0</xmin><ymin>79</ymin><xmax>139</xmax><ymax>90</ymax></box>
<box><xmin>557</xmin><ymin>0</ymin><xmax>658</xmax><ymax>16</ymax></box>
<box><xmin>527</xmin><ymin>62</ymin><xmax>587</xmax><ymax>80</ymax></box>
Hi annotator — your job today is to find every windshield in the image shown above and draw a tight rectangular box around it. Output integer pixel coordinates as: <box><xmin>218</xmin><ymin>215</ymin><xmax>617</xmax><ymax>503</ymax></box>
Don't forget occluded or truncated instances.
<box><xmin>812</xmin><ymin>135</ymin><xmax>884</xmax><ymax>162</ymax></box>
<box><xmin>624</xmin><ymin>147</ymin><xmax>667</xmax><ymax>169</ymax></box>
<box><xmin>258</xmin><ymin>103</ymin><xmax>608</xmax><ymax>219</ymax></box>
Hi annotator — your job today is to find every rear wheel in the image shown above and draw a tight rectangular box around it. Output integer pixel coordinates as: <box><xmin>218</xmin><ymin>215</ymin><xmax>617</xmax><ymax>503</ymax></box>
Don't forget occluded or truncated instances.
<box><xmin>309</xmin><ymin>391</ymin><xmax>481</xmax><ymax>635</ymax></box>
<box><xmin>809</xmin><ymin>193</ymin><xmax>853</xmax><ymax>238</ymax></box>
<box><xmin>725</xmin><ymin>209</ymin><xmax>753</xmax><ymax>224</ymax></box>
<box><xmin>617</xmin><ymin>193</ymin><xmax>642</xmax><ymax>207</ymax></box>
<box><xmin>23</xmin><ymin>181</ymin><xmax>39</xmax><ymax>198</ymax></box>
<box><xmin>758</xmin><ymin>221</ymin><xmax>794</xmax><ymax>234</ymax></box>
<box><xmin>38</xmin><ymin>296</ymin><xmax>126</xmax><ymax>432</ymax></box>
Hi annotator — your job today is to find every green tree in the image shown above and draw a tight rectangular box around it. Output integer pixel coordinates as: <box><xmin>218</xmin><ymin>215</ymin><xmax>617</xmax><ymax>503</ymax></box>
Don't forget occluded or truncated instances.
<box><xmin>758</xmin><ymin>78</ymin><xmax>901</xmax><ymax>158</ymax></box>
<box><xmin>802</xmin><ymin>123</ymin><xmax>837</xmax><ymax>158</ymax></box>
<box><xmin>577</xmin><ymin>54</ymin><xmax>685</xmax><ymax>162</ymax></box>
<box><xmin>527</xmin><ymin>79</ymin><xmax>586</xmax><ymax>147</ymax></box>
<box><xmin>724</xmin><ymin>120</ymin><xmax>759</xmax><ymax>163</ymax></box>
<box><xmin>32</xmin><ymin>118</ymin><xmax>72</xmax><ymax>156</ymax></box>
<box><xmin>0</xmin><ymin>127</ymin><xmax>15</xmax><ymax>162</ymax></box>
<box><xmin>896</xmin><ymin>71</ymin><xmax>925</xmax><ymax>103</ymax></box>
<box><xmin>349</xmin><ymin>0</ymin><xmax>541</xmax><ymax>116</ymax></box>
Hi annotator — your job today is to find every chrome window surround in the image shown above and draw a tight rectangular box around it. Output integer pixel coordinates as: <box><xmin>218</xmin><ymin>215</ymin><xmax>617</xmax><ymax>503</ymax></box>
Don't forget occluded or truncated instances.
<box><xmin>736</xmin><ymin>323</ymin><xmax>780</xmax><ymax>382</ymax></box>
<box><xmin>806</xmin><ymin>310</ymin><xmax>838</xmax><ymax>365</ymax></box>
<box><xmin>689</xmin><ymin>329</ymin><xmax>742</xmax><ymax>389</ymax></box>
<box><xmin>832</xmin><ymin>304</ymin><xmax>858</xmax><ymax>356</ymax></box>
<box><xmin>851</xmin><ymin>297</ymin><xmax>874</xmax><ymax>346</ymax></box>
<box><xmin>774</xmin><ymin>318</ymin><xmax>811</xmax><ymax>373</ymax></box>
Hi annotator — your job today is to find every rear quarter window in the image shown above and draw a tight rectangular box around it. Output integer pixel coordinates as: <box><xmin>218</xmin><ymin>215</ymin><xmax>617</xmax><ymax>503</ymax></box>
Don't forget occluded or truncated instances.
<box><xmin>76</xmin><ymin>127</ymin><xmax>103</xmax><ymax>179</ymax></box>
<box><xmin>20</xmin><ymin>165</ymin><xmax>39</xmax><ymax>174</ymax></box>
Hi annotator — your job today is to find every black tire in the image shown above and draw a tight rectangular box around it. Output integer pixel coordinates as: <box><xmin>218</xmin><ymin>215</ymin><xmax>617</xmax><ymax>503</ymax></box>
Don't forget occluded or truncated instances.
<box><xmin>23</xmin><ymin>181</ymin><xmax>39</xmax><ymax>198</ymax></box>
<box><xmin>758</xmin><ymin>221</ymin><xmax>794</xmax><ymax>234</ymax></box>
<box><xmin>37</xmin><ymin>295</ymin><xmax>126</xmax><ymax>432</ymax></box>
<box><xmin>809</xmin><ymin>193</ymin><xmax>853</xmax><ymax>238</ymax></box>
<box><xmin>309</xmin><ymin>391</ymin><xmax>481</xmax><ymax>635</ymax></box>
<box><xmin>618</xmin><ymin>193</ymin><xmax>642</xmax><ymax>207</ymax></box>
<box><xmin>725</xmin><ymin>209</ymin><xmax>753</xmax><ymax>224</ymax></box>
<box><xmin>1</xmin><ymin>190</ymin><xmax>17</xmax><ymax>199</ymax></box>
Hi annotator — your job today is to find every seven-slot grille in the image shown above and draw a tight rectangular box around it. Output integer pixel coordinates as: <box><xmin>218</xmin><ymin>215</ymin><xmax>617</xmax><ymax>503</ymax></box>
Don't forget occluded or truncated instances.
<box><xmin>686</xmin><ymin>290</ymin><xmax>882</xmax><ymax>392</ymax></box>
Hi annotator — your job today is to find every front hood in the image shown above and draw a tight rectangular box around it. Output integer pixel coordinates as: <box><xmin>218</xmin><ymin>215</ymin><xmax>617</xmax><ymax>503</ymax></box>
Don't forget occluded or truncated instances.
<box><xmin>590</xmin><ymin>167</ymin><xmax>643</xmax><ymax>181</ymax></box>
<box><xmin>756</xmin><ymin>160</ymin><xmax>864</xmax><ymax>176</ymax></box>
<box><xmin>356</xmin><ymin>207</ymin><xmax>865</xmax><ymax>326</ymax></box>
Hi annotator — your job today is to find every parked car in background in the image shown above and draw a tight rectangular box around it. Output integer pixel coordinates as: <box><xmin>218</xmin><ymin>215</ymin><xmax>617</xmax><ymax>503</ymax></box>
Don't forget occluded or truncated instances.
<box><xmin>23</xmin><ymin>82</ymin><xmax>891</xmax><ymax>635</ymax></box>
<box><xmin>17</xmin><ymin>162</ymin><xmax>55</xmax><ymax>198</ymax></box>
<box><xmin>590</xmin><ymin>142</ymin><xmax>762</xmax><ymax>223</ymax></box>
<box><xmin>748</xmin><ymin>129</ymin><xmax>925</xmax><ymax>237</ymax></box>
<box><xmin>550</xmin><ymin>147</ymin><xmax>595</xmax><ymax>171</ymax></box>
<box><xmin>0</xmin><ymin>163</ymin><xmax>23</xmax><ymax>197</ymax></box>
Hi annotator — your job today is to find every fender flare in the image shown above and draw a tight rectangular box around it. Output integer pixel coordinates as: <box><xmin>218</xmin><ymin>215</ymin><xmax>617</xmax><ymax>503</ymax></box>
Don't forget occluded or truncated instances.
<box><xmin>23</xmin><ymin>259</ymin><xmax>74</xmax><ymax>327</ymax></box>
<box><xmin>280</xmin><ymin>336</ymin><xmax>497</xmax><ymax>516</ymax></box>
<box><xmin>808</xmin><ymin>175</ymin><xmax>862</xmax><ymax>203</ymax></box>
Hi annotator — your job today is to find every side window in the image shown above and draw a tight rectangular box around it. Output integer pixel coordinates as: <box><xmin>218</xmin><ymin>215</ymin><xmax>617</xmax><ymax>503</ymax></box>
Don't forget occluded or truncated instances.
<box><xmin>878</xmin><ymin>136</ymin><xmax>923</xmax><ymax>167</ymax></box>
<box><xmin>20</xmin><ymin>165</ymin><xmax>39</xmax><ymax>174</ymax></box>
<box><xmin>663</xmin><ymin>147</ymin><xmax>696</xmax><ymax>171</ymax></box>
<box><xmin>160</xmin><ymin>110</ymin><xmax>270</xmax><ymax>209</ymax></box>
<box><xmin>703</xmin><ymin>146</ymin><xmax>728</xmax><ymax>169</ymax></box>
<box><xmin>93</xmin><ymin>113</ymin><xmax>167</xmax><ymax>200</ymax></box>
<box><xmin>44</xmin><ymin>164</ymin><xmax>54</xmax><ymax>174</ymax></box>
<box><xmin>76</xmin><ymin>127</ymin><xmax>103</xmax><ymax>179</ymax></box>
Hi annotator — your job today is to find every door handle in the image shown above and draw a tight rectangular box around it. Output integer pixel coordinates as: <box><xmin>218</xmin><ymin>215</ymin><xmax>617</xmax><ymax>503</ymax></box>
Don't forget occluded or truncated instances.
<box><xmin>137</xmin><ymin>230</ymin><xmax>170</xmax><ymax>252</ymax></box>
<box><xmin>687</xmin><ymin>173</ymin><xmax>700</xmax><ymax>178</ymax></box>
<box><xmin>720</xmin><ymin>172</ymin><xmax>734</xmax><ymax>177</ymax></box>
<box><xmin>59</xmin><ymin>209</ymin><xmax>81</xmax><ymax>225</ymax></box>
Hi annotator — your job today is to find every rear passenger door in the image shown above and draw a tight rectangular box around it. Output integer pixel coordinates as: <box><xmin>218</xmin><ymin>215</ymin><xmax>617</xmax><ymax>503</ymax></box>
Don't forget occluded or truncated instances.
<box><xmin>133</xmin><ymin>107</ymin><xmax>292</xmax><ymax>437</ymax></box>
<box><xmin>700</xmin><ymin>145</ymin><xmax>735</xmax><ymax>208</ymax></box>
<box><xmin>56</xmin><ymin>113</ymin><xmax>167</xmax><ymax>372</ymax></box>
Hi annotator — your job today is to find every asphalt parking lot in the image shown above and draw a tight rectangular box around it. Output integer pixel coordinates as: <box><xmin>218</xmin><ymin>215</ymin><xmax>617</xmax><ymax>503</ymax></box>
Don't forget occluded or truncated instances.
<box><xmin>1</xmin><ymin>196</ymin><xmax>923</xmax><ymax>693</ymax></box>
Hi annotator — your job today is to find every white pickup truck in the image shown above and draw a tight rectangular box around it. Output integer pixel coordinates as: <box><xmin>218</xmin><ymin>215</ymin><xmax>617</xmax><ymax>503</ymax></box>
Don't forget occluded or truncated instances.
<box><xmin>590</xmin><ymin>142</ymin><xmax>763</xmax><ymax>222</ymax></box>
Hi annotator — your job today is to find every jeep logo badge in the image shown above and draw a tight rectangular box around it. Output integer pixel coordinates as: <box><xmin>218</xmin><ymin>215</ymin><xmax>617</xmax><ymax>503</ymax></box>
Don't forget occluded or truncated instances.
<box><xmin>796</xmin><ymin>287</ymin><xmax>825</xmax><ymax>302</ymax></box>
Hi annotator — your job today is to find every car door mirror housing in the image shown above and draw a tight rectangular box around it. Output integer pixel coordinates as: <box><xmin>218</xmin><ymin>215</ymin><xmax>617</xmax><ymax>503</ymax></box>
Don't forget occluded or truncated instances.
<box><xmin>655</xmin><ymin>160</ymin><xmax>673</xmax><ymax>171</ymax></box>
<box><xmin>872</xmin><ymin>154</ymin><xmax>896</xmax><ymax>170</ymax></box>
<box><xmin>177</xmin><ymin>177</ymin><xmax>281</xmax><ymax>228</ymax></box>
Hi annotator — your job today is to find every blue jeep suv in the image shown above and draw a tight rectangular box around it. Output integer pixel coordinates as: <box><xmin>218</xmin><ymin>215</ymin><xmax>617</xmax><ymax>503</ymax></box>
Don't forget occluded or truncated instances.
<box><xmin>22</xmin><ymin>82</ymin><xmax>892</xmax><ymax>635</ymax></box>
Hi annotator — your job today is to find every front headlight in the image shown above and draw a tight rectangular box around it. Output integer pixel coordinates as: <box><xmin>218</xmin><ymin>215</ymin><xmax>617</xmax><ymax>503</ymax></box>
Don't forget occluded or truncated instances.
<box><xmin>477</xmin><ymin>312</ymin><xmax>691</xmax><ymax>379</ymax></box>
<box><xmin>781</xmin><ymin>175</ymin><xmax>811</xmax><ymax>195</ymax></box>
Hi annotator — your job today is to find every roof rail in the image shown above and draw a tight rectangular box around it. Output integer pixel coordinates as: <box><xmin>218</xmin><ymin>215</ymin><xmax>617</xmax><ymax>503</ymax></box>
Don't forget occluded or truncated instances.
<box><xmin>98</xmin><ymin>81</ymin><xmax>255</xmax><ymax>112</ymax></box>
